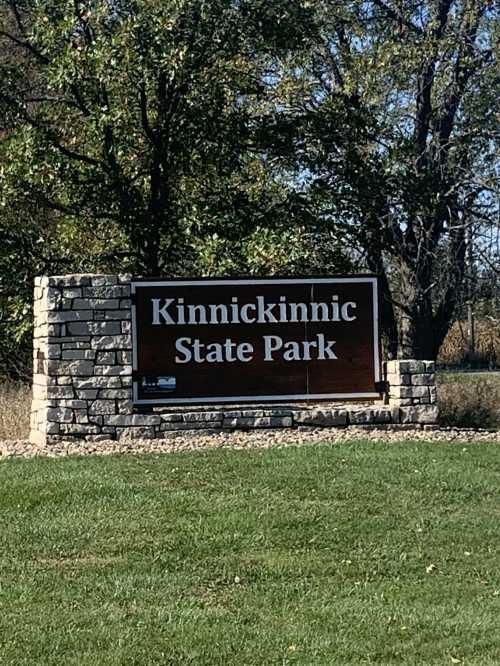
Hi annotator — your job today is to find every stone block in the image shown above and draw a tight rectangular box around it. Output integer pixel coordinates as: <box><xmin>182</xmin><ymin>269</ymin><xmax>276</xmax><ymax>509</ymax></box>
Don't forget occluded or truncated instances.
<box><xmin>60</xmin><ymin>339</ymin><xmax>91</xmax><ymax>347</ymax></box>
<box><xmin>91</xmin><ymin>275</ymin><xmax>118</xmax><ymax>286</ymax></box>
<box><xmin>47</xmin><ymin>407</ymin><xmax>73</xmax><ymax>423</ymax></box>
<box><xmin>48</xmin><ymin>310</ymin><xmax>93</xmax><ymax>323</ymax></box>
<box><xmin>390</xmin><ymin>385</ymin><xmax>430</xmax><ymax>400</ymax></box>
<box><xmin>400</xmin><ymin>406</ymin><xmax>439</xmax><ymax>424</ymax></box>
<box><xmin>61</xmin><ymin>350</ymin><xmax>96</xmax><ymax>360</ymax></box>
<box><xmin>294</xmin><ymin>409</ymin><xmax>347</xmax><ymax>426</ymax></box>
<box><xmin>98</xmin><ymin>389</ymin><xmax>131</xmax><ymax>399</ymax></box>
<box><xmin>117</xmin><ymin>351</ymin><xmax>132</xmax><ymax>364</ymax></box>
<box><xmin>429</xmin><ymin>386</ymin><xmax>437</xmax><ymax>404</ymax></box>
<box><xmin>59</xmin><ymin>424</ymin><xmax>101</xmax><ymax>435</ymax></box>
<box><xmin>72</xmin><ymin>298</ymin><xmax>120</xmax><ymax>310</ymax></box>
<box><xmin>48</xmin><ymin>275</ymin><xmax>92</xmax><ymax>287</ymax></box>
<box><xmin>84</xmin><ymin>286</ymin><xmax>130</xmax><ymax>298</ymax></box>
<box><xmin>57</xmin><ymin>377</ymin><xmax>73</xmax><ymax>386</ymax></box>
<box><xmin>94</xmin><ymin>365</ymin><xmax>132</xmax><ymax>376</ymax></box>
<box><xmin>48</xmin><ymin>386</ymin><xmax>75</xmax><ymax>399</ymax></box>
<box><xmin>33</xmin><ymin>373</ymin><xmax>57</xmax><ymax>386</ymax></box>
<box><xmin>384</xmin><ymin>360</ymin><xmax>401</xmax><ymax>375</ymax></box>
<box><xmin>67</xmin><ymin>321</ymin><xmax>121</xmax><ymax>336</ymax></box>
<box><xmin>77</xmin><ymin>389</ymin><xmax>99</xmax><ymax>400</ymax></box>
<box><xmin>160</xmin><ymin>414</ymin><xmax>183</xmax><ymax>423</ymax></box>
<box><xmin>183</xmin><ymin>411</ymin><xmax>223</xmax><ymax>422</ymax></box>
<box><xmin>52</xmin><ymin>399</ymin><xmax>88</xmax><ymax>409</ymax></box>
<box><xmin>223</xmin><ymin>416</ymin><xmax>293</xmax><ymax>429</ymax></box>
<box><xmin>96</xmin><ymin>352</ymin><xmax>116</xmax><ymax>364</ymax></box>
<box><xmin>411</xmin><ymin>373</ymin><xmax>435</xmax><ymax>386</ymax></box>
<box><xmin>47</xmin><ymin>344</ymin><xmax>61</xmax><ymax>359</ymax></box>
<box><xmin>89</xmin><ymin>400</ymin><xmax>116</xmax><ymax>415</ymax></box>
<box><xmin>74</xmin><ymin>410</ymin><xmax>89</xmax><ymax>424</ymax></box>
<box><xmin>117</xmin><ymin>400</ymin><xmax>133</xmax><ymax>413</ymax></box>
<box><xmin>47</xmin><ymin>360</ymin><xmax>94</xmax><ymax>376</ymax></box>
<box><xmin>90</xmin><ymin>335</ymin><xmax>132</xmax><ymax>350</ymax></box>
<box><xmin>63</xmin><ymin>287</ymin><xmax>83</xmax><ymax>298</ymax></box>
<box><xmin>400</xmin><ymin>360</ymin><xmax>427</xmax><ymax>374</ymax></box>
<box><xmin>45</xmin><ymin>288</ymin><xmax>62</xmax><ymax>311</ymax></box>
<box><xmin>121</xmin><ymin>321</ymin><xmax>131</xmax><ymax>334</ymax></box>
<box><xmin>105</xmin><ymin>414</ymin><xmax>161</xmax><ymax>426</ymax></box>
<box><xmin>222</xmin><ymin>409</ymin><xmax>292</xmax><ymax>418</ymax></box>
<box><xmin>386</xmin><ymin>372</ymin><xmax>411</xmax><ymax>386</ymax></box>
<box><xmin>29</xmin><ymin>429</ymin><xmax>47</xmax><ymax>445</ymax></box>
<box><xmin>424</xmin><ymin>361</ymin><xmax>435</xmax><ymax>372</ymax></box>
<box><xmin>161</xmin><ymin>421</ymin><xmax>222</xmax><ymax>431</ymax></box>
<box><xmin>73</xmin><ymin>376</ymin><xmax>122</xmax><ymax>389</ymax></box>
<box><xmin>104</xmin><ymin>310</ymin><xmax>132</xmax><ymax>320</ymax></box>
<box><xmin>349</xmin><ymin>408</ymin><xmax>391</xmax><ymax>425</ymax></box>
<box><xmin>391</xmin><ymin>407</ymin><xmax>401</xmax><ymax>423</ymax></box>
<box><xmin>45</xmin><ymin>422</ymin><xmax>60</xmax><ymax>435</ymax></box>
<box><xmin>116</xmin><ymin>426</ymin><xmax>155</xmax><ymax>440</ymax></box>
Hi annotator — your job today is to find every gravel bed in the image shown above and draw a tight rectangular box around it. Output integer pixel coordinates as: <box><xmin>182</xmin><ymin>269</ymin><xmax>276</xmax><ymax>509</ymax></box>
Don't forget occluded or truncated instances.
<box><xmin>1</xmin><ymin>426</ymin><xmax>499</xmax><ymax>459</ymax></box>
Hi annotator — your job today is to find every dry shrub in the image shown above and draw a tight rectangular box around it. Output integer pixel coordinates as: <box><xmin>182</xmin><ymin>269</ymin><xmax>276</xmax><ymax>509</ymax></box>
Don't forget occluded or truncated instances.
<box><xmin>439</xmin><ymin>319</ymin><xmax>500</xmax><ymax>368</ymax></box>
<box><xmin>438</xmin><ymin>378</ymin><xmax>500</xmax><ymax>429</ymax></box>
<box><xmin>0</xmin><ymin>382</ymin><xmax>31</xmax><ymax>440</ymax></box>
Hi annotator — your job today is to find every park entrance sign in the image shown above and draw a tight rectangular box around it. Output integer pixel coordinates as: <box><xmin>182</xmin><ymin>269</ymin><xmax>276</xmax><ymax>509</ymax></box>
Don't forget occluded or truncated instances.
<box><xmin>131</xmin><ymin>277</ymin><xmax>381</xmax><ymax>405</ymax></box>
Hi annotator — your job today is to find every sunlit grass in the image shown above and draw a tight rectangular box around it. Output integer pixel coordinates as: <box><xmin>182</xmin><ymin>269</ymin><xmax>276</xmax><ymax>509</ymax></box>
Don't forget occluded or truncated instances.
<box><xmin>1</xmin><ymin>441</ymin><xmax>499</xmax><ymax>665</ymax></box>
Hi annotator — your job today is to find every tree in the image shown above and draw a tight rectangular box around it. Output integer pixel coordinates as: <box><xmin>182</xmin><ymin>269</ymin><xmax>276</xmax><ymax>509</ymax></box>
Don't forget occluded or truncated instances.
<box><xmin>0</xmin><ymin>0</ymin><xmax>316</xmax><ymax>275</ymax></box>
<box><xmin>264</xmin><ymin>0</ymin><xmax>498</xmax><ymax>359</ymax></box>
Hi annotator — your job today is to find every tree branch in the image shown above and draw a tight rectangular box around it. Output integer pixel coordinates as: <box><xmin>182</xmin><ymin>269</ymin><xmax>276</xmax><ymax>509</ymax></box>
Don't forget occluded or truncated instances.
<box><xmin>139</xmin><ymin>82</ymin><xmax>155</xmax><ymax>143</ymax></box>
<box><xmin>0</xmin><ymin>30</ymin><xmax>49</xmax><ymax>64</ymax></box>
<box><xmin>371</xmin><ymin>0</ymin><xmax>423</xmax><ymax>35</ymax></box>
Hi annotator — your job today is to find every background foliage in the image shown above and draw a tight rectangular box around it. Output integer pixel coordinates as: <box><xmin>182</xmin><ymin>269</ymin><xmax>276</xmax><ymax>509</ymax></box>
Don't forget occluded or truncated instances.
<box><xmin>0</xmin><ymin>0</ymin><xmax>498</xmax><ymax>377</ymax></box>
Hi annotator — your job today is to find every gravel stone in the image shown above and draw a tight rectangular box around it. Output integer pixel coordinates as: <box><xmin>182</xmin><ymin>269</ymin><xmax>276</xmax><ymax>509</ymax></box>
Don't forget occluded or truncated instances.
<box><xmin>1</xmin><ymin>428</ymin><xmax>498</xmax><ymax>459</ymax></box>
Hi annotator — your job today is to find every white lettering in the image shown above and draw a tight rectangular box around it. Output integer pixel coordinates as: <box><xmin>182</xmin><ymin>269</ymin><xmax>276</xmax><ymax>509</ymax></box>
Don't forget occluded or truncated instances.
<box><xmin>205</xmin><ymin>342</ymin><xmax>224</xmax><ymax>363</ymax></box>
<box><xmin>341</xmin><ymin>302</ymin><xmax>357</xmax><ymax>321</ymax></box>
<box><xmin>208</xmin><ymin>304</ymin><xmax>229</xmax><ymax>325</ymax></box>
<box><xmin>257</xmin><ymin>296</ymin><xmax>277</xmax><ymax>323</ymax></box>
<box><xmin>240</xmin><ymin>303</ymin><xmax>256</xmax><ymax>324</ymax></box>
<box><xmin>317</xmin><ymin>334</ymin><xmax>337</xmax><ymax>359</ymax></box>
<box><xmin>174</xmin><ymin>337</ymin><xmax>192</xmax><ymax>363</ymax></box>
<box><xmin>237</xmin><ymin>342</ymin><xmax>254</xmax><ymax>362</ymax></box>
<box><xmin>263</xmin><ymin>335</ymin><xmax>282</xmax><ymax>360</ymax></box>
<box><xmin>187</xmin><ymin>304</ymin><xmax>207</xmax><ymax>325</ymax></box>
<box><xmin>152</xmin><ymin>298</ymin><xmax>175</xmax><ymax>325</ymax></box>
<box><xmin>283</xmin><ymin>340</ymin><xmax>301</xmax><ymax>361</ymax></box>
<box><xmin>289</xmin><ymin>302</ymin><xmax>308</xmax><ymax>323</ymax></box>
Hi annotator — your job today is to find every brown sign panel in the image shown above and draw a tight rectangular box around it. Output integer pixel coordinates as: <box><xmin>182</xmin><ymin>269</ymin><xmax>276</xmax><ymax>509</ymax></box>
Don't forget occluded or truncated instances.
<box><xmin>131</xmin><ymin>277</ymin><xmax>381</xmax><ymax>405</ymax></box>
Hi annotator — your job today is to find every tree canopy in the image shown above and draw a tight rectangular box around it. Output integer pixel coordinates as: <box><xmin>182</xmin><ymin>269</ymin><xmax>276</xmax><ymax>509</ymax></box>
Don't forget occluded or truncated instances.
<box><xmin>0</xmin><ymin>0</ymin><xmax>498</xmax><ymax>374</ymax></box>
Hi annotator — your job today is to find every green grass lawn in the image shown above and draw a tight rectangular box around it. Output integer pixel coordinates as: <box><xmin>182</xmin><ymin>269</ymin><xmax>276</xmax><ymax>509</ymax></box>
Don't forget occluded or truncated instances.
<box><xmin>1</xmin><ymin>441</ymin><xmax>499</xmax><ymax>665</ymax></box>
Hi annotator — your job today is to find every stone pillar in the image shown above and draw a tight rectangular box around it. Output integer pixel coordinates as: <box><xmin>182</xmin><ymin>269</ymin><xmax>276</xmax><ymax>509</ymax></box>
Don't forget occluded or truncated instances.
<box><xmin>30</xmin><ymin>274</ymin><xmax>133</xmax><ymax>445</ymax></box>
<box><xmin>385</xmin><ymin>360</ymin><xmax>439</xmax><ymax>425</ymax></box>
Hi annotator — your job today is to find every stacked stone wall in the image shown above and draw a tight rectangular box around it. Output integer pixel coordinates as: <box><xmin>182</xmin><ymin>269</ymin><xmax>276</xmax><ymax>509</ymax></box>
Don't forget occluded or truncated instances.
<box><xmin>31</xmin><ymin>274</ymin><xmax>132</xmax><ymax>445</ymax></box>
<box><xmin>30</xmin><ymin>274</ymin><xmax>439</xmax><ymax>445</ymax></box>
<box><xmin>385</xmin><ymin>359</ymin><xmax>439</xmax><ymax>425</ymax></box>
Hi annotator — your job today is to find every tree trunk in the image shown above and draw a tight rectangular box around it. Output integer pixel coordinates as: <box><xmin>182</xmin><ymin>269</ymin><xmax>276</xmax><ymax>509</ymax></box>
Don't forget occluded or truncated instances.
<box><xmin>130</xmin><ymin>214</ymin><xmax>162</xmax><ymax>276</ymax></box>
<box><xmin>398</xmin><ymin>259</ymin><xmax>437</xmax><ymax>359</ymax></box>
